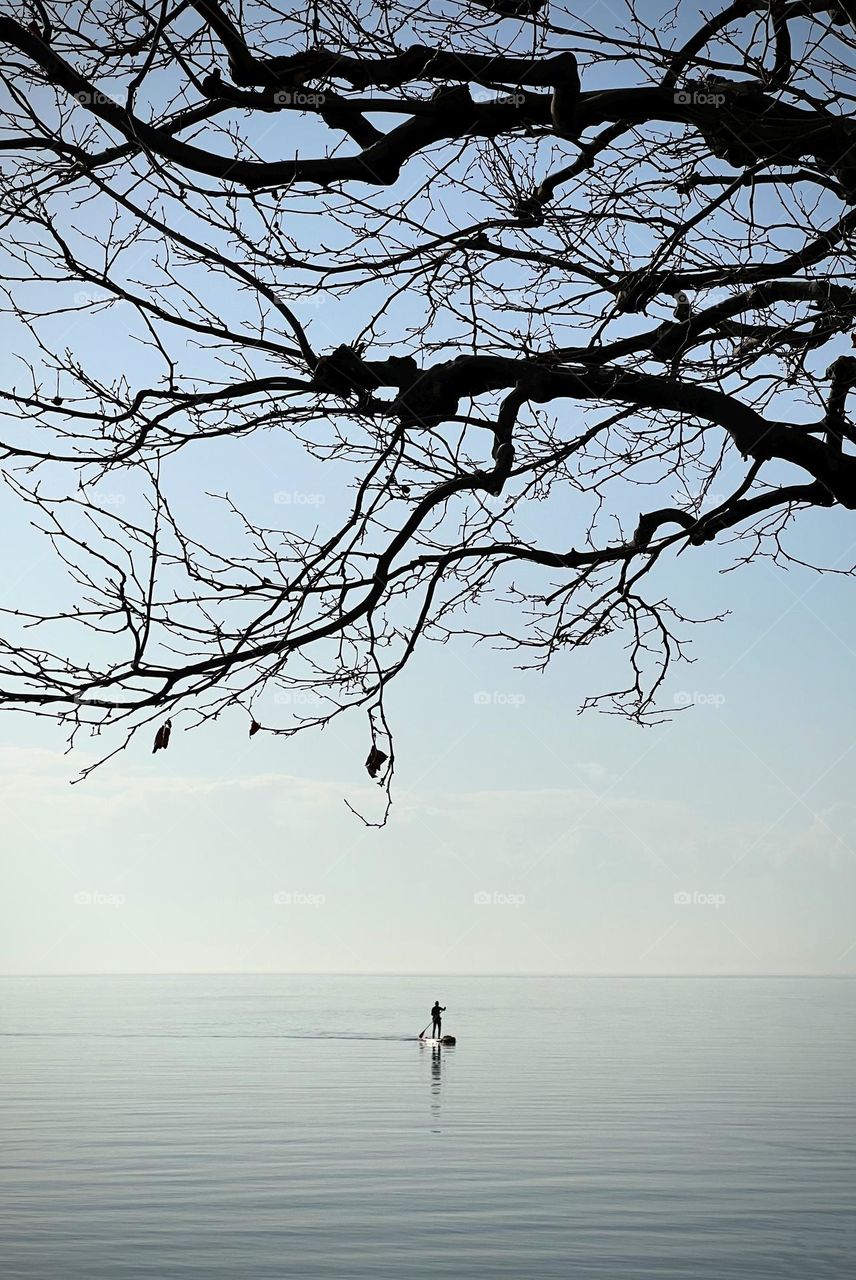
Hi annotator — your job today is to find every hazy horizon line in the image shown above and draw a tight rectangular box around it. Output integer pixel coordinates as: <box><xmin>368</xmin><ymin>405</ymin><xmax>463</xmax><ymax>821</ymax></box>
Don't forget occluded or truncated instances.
<box><xmin>2</xmin><ymin>971</ymin><xmax>854</xmax><ymax>980</ymax></box>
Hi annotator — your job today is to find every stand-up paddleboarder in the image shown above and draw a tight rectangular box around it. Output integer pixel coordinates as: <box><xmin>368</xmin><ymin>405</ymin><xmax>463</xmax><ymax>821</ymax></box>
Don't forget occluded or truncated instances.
<box><xmin>431</xmin><ymin>1000</ymin><xmax>446</xmax><ymax>1039</ymax></box>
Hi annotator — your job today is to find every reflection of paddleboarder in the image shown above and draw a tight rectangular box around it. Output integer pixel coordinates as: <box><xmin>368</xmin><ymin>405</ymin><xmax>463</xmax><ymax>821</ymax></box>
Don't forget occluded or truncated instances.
<box><xmin>431</xmin><ymin>1000</ymin><xmax>446</xmax><ymax>1038</ymax></box>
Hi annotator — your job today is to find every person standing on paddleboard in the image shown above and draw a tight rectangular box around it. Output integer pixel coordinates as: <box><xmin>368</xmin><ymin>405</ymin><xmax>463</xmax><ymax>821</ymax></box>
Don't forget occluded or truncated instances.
<box><xmin>431</xmin><ymin>1000</ymin><xmax>446</xmax><ymax>1039</ymax></box>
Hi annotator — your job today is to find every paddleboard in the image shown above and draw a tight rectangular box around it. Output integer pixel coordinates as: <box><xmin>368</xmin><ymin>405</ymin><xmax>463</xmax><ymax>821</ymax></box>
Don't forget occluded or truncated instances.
<box><xmin>419</xmin><ymin>1034</ymin><xmax>456</xmax><ymax>1045</ymax></box>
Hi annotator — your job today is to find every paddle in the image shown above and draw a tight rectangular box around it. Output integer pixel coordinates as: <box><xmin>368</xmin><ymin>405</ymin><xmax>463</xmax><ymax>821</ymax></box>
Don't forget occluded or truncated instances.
<box><xmin>417</xmin><ymin>1022</ymin><xmax>431</xmax><ymax>1039</ymax></box>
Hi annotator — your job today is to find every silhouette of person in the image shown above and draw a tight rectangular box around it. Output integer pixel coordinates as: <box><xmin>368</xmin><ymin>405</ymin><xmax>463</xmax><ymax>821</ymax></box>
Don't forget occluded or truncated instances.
<box><xmin>431</xmin><ymin>1000</ymin><xmax>446</xmax><ymax>1038</ymax></box>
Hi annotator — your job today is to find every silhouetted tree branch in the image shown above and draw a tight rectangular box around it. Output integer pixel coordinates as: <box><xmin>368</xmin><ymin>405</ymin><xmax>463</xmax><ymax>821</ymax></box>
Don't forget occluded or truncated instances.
<box><xmin>0</xmin><ymin>1</ymin><xmax>855</xmax><ymax>815</ymax></box>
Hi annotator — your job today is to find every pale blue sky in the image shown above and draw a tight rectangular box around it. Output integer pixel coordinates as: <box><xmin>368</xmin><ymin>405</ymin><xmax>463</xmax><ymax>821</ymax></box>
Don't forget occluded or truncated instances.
<box><xmin>2</xmin><ymin>494</ymin><xmax>854</xmax><ymax>976</ymax></box>
<box><xmin>0</xmin><ymin>1</ymin><xmax>854</xmax><ymax>976</ymax></box>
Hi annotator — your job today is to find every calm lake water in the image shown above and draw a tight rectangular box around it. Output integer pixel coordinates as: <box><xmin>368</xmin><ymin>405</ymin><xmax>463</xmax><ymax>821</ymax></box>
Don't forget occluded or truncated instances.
<box><xmin>1</xmin><ymin>975</ymin><xmax>854</xmax><ymax>1278</ymax></box>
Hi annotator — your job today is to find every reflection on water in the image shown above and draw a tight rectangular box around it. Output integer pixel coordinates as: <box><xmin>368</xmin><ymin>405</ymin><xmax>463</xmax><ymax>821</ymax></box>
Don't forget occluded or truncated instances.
<box><xmin>1</xmin><ymin>975</ymin><xmax>854</xmax><ymax>1279</ymax></box>
<box><xmin>421</xmin><ymin>1039</ymin><xmax>453</xmax><ymax>1126</ymax></box>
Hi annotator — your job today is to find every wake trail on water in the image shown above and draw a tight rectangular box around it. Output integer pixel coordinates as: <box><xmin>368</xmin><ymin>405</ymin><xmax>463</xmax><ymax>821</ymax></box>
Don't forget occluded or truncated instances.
<box><xmin>0</xmin><ymin>1031</ymin><xmax>424</xmax><ymax>1041</ymax></box>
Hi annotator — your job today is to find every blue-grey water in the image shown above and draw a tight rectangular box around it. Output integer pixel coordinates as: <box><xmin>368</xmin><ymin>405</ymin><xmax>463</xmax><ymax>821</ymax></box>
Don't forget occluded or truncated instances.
<box><xmin>1</xmin><ymin>975</ymin><xmax>854</xmax><ymax>1278</ymax></box>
